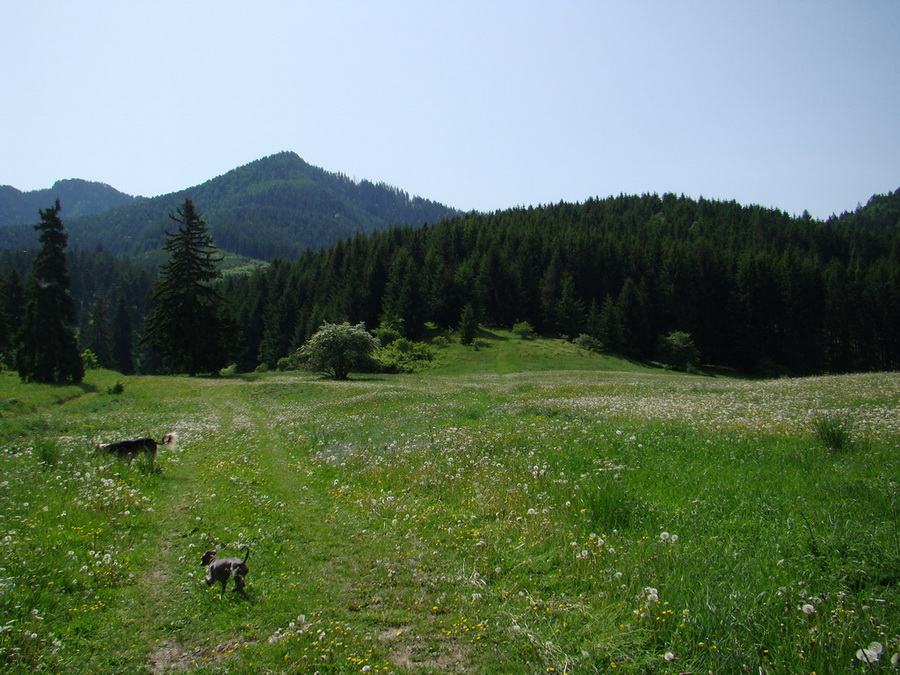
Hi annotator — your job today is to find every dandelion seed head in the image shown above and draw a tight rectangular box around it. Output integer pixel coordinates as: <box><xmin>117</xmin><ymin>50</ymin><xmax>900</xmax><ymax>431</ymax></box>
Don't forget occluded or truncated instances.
<box><xmin>856</xmin><ymin>642</ymin><xmax>883</xmax><ymax>663</ymax></box>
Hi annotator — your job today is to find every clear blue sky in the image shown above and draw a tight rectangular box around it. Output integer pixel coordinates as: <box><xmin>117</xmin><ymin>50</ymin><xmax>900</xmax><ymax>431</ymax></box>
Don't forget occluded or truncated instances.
<box><xmin>2</xmin><ymin>1</ymin><xmax>898</xmax><ymax>218</ymax></box>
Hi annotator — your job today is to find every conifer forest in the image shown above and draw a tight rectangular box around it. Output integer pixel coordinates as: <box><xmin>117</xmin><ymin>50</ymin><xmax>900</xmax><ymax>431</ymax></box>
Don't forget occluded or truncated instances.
<box><xmin>1</xmin><ymin>171</ymin><xmax>898</xmax><ymax>378</ymax></box>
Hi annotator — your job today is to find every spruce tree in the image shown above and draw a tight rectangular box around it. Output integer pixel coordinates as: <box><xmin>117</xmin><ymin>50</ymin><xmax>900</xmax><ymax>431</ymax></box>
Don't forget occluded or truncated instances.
<box><xmin>0</xmin><ymin>270</ymin><xmax>24</xmax><ymax>368</ymax></box>
<box><xmin>458</xmin><ymin>303</ymin><xmax>479</xmax><ymax>346</ymax></box>
<box><xmin>111</xmin><ymin>296</ymin><xmax>135</xmax><ymax>374</ymax></box>
<box><xmin>82</xmin><ymin>298</ymin><xmax>113</xmax><ymax>368</ymax></box>
<box><xmin>16</xmin><ymin>200</ymin><xmax>85</xmax><ymax>383</ymax></box>
<box><xmin>143</xmin><ymin>199</ymin><xmax>235</xmax><ymax>375</ymax></box>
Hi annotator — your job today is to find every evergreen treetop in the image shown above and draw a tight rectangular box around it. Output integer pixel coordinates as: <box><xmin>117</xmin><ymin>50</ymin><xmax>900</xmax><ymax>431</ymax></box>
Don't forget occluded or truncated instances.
<box><xmin>143</xmin><ymin>199</ymin><xmax>235</xmax><ymax>375</ymax></box>
<box><xmin>16</xmin><ymin>200</ymin><xmax>84</xmax><ymax>383</ymax></box>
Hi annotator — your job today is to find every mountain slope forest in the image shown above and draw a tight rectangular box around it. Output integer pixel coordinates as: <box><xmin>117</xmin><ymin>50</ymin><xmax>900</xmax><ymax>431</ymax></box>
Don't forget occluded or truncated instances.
<box><xmin>0</xmin><ymin>178</ymin><xmax>136</xmax><ymax>225</ymax></box>
<box><xmin>225</xmin><ymin>190</ymin><xmax>900</xmax><ymax>375</ymax></box>
<box><xmin>0</xmin><ymin>161</ymin><xmax>898</xmax><ymax>377</ymax></box>
<box><xmin>0</xmin><ymin>152</ymin><xmax>461</xmax><ymax>261</ymax></box>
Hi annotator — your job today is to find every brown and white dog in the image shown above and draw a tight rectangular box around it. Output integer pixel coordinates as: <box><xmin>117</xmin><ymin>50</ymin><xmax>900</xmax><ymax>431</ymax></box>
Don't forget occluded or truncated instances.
<box><xmin>97</xmin><ymin>432</ymin><xmax>177</xmax><ymax>462</ymax></box>
<box><xmin>201</xmin><ymin>546</ymin><xmax>250</xmax><ymax>596</ymax></box>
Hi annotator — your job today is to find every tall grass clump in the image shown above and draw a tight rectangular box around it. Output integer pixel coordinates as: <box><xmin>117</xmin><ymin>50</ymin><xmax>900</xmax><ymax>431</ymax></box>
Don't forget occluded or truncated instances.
<box><xmin>814</xmin><ymin>412</ymin><xmax>855</xmax><ymax>452</ymax></box>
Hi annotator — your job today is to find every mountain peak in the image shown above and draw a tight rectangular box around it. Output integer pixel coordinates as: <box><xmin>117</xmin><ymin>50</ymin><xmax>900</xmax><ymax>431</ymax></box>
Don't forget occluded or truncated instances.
<box><xmin>0</xmin><ymin>153</ymin><xmax>461</xmax><ymax>260</ymax></box>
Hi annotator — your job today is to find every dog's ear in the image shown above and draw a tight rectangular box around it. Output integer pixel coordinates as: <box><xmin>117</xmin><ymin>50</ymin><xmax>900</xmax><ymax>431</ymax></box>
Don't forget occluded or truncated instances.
<box><xmin>201</xmin><ymin>550</ymin><xmax>217</xmax><ymax>565</ymax></box>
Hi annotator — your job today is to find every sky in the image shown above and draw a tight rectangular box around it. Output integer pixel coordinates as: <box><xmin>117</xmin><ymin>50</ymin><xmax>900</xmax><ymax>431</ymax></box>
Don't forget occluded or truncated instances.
<box><xmin>2</xmin><ymin>1</ymin><xmax>899</xmax><ymax>219</ymax></box>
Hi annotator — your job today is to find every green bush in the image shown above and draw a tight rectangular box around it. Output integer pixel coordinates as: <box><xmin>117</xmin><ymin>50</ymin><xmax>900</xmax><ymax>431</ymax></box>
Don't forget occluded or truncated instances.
<box><xmin>574</xmin><ymin>333</ymin><xmax>604</xmax><ymax>353</ymax></box>
<box><xmin>373</xmin><ymin>324</ymin><xmax>403</xmax><ymax>347</ymax></box>
<box><xmin>81</xmin><ymin>349</ymin><xmax>100</xmax><ymax>370</ymax></box>
<box><xmin>376</xmin><ymin>338</ymin><xmax>435</xmax><ymax>373</ymax></box>
<box><xmin>106</xmin><ymin>381</ymin><xmax>125</xmax><ymax>395</ymax></box>
<box><xmin>511</xmin><ymin>321</ymin><xmax>536</xmax><ymax>339</ymax></box>
<box><xmin>657</xmin><ymin>330</ymin><xmax>701</xmax><ymax>372</ymax></box>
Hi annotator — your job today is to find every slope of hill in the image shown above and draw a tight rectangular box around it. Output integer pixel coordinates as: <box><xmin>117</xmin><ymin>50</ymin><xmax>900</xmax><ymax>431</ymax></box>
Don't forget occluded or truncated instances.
<box><xmin>0</xmin><ymin>179</ymin><xmax>137</xmax><ymax>226</ymax></box>
<box><xmin>0</xmin><ymin>152</ymin><xmax>461</xmax><ymax>260</ymax></box>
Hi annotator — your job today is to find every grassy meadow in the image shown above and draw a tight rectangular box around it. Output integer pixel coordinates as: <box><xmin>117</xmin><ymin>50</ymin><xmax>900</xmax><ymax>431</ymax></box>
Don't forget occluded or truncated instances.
<box><xmin>0</xmin><ymin>330</ymin><xmax>898</xmax><ymax>673</ymax></box>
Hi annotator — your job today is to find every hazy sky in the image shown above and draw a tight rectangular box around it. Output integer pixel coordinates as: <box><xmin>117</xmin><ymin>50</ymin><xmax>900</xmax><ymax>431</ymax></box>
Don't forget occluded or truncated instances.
<box><xmin>2</xmin><ymin>1</ymin><xmax>899</xmax><ymax>218</ymax></box>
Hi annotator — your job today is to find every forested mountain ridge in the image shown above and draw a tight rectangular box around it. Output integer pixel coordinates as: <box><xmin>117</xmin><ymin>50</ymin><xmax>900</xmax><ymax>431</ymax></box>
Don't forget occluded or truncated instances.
<box><xmin>224</xmin><ymin>189</ymin><xmax>900</xmax><ymax>375</ymax></box>
<box><xmin>0</xmin><ymin>179</ymin><xmax>137</xmax><ymax>226</ymax></box>
<box><xmin>0</xmin><ymin>152</ymin><xmax>462</xmax><ymax>260</ymax></box>
<box><xmin>1</xmin><ymin>159</ymin><xmax>897</xmax><ymax>376</ymax></box>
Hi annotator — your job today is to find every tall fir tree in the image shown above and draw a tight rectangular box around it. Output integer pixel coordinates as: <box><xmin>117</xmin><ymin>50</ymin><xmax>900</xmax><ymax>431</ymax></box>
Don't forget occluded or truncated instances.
<box><xmin>0</xmin><ymin>270</ymin><xmax>25</xmax><ymax>367</ymax></box>
<box><xmin>111</xmin><ymin>296</ymin><xmax>135</xmax><ymax>374</ymax></box>
<box><xmin>82</xmin><ymin>297</ymin><xmax>113</xmax><ymax>368</ymax></box>
<box><xmin>458</xmin><ymin>303</ymin><xmax>479</xmax><ymax>346</ymax></box>
<box><xmin>15</xmin><ymin>200</ymin><xmax>85</xmax><ymax>383</ymax></box>
<box><xmin>143</xmin><ymin>199</ymin><xmax>235</xmax><ymax>375</ymax></box>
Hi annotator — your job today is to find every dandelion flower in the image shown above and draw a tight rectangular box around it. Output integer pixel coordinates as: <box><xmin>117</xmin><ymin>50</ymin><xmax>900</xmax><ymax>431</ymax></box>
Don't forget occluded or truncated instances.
<box><xmin>801</xmin><ymin>603</ymin><xmax>816</xmax><ymax>615</ymax></box>
<box><xmin>856</xmin><ymin>642</ymin><xmax>883</xmax><ymax>663</ymax></box>
<box><xmin>664</xmin><ymin>652</ymin><xmax>676</xmax><ymax>662</ymax></box>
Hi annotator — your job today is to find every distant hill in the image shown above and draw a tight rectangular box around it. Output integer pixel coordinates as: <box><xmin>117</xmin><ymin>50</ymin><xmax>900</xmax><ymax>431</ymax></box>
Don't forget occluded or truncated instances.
<box><xmin>0</xmin><ymin>179</ymin><xmax>137</xmax><ymax>226</ymax></box>
<box><xmin>0</xmin><ymin>152</ymin><xmax>461</xmax><ymax>260</ymax></box>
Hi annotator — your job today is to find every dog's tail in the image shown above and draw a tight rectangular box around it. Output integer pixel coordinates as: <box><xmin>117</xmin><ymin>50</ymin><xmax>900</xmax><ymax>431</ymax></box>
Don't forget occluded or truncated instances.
<box><xmin>241</xmin><ymin>546</ymin><xmax>250</xmax><ymax>564</ymax></box>
<box><xmin>160</xmin><ymin>432</ymin><xmax>178</xmax><ymax>451</ymax></box>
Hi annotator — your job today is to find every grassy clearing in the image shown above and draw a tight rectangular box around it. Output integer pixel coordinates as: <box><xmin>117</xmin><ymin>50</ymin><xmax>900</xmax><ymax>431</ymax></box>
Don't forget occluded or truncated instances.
<box><xmin>0</xmin><ymin>335</ymin><xmax>898</xmax><ymax>673</ymax></box>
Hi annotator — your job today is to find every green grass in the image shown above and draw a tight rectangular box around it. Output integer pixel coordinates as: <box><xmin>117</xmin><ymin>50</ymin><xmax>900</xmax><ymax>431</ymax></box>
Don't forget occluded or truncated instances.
<box><xmin>0</xmin><ymin>335</ymin><xmax>898</xmax><ymax>673</ymax></box>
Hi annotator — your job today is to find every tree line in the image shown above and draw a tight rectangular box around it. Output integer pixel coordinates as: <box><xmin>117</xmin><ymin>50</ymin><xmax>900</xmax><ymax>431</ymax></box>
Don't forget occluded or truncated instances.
<box><xmin>1</xmin><ymin>190</ymin><xmax>898</xmax><ymax>380</ymax></box>
<box><xmin>0</xmin><ymin>199</ymin><xmax>231</xmax><ymax>381</ymax></box>
<box><xmin>224</xmin><ymin>191</ymin><xmax>900</xmax><ymax>375</ymax></box>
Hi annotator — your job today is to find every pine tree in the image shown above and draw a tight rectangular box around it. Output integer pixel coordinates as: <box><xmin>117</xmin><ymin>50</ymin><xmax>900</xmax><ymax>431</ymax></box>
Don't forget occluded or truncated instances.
<box><xmin>111</xmin><ymin>296</ymin><xmax>135</xmax><ymax>374</ymax></box>
<box><xmin>82</xmin><ymin>298</ymin><xmax>113</xmax><ymax>368</ymax></box>
<box><xmin>380</xmin><ymin>248</ymin><xmax>424</xmax><ymax>338</ymax></box>
<box><xmin>458</xmin><ymin>303</ymin><xmax>479</xmax><ymax>346</ymax></box>
<box><xmin>15</xmin><ymin>200</ymin><xmax>84</xmax><ymax>383</ymax></box>
<box><xmin>554</xmin><ymin>273</ymin><xmax>585</xmax><ymax>338</ymax></box>
<box><xmin>143</xmin><ymin>199</ymin><xmax>235</xmax><ymax>375</ymax></box>
<box><xmin>597</xmin><ymin>294</ymin><xmax>624</xmax><ymax>353</ymax></box>
<box><xmin>0</xmin><ymin>270</ymin><xmax>24</xmax><ymax>368</ymax></box>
